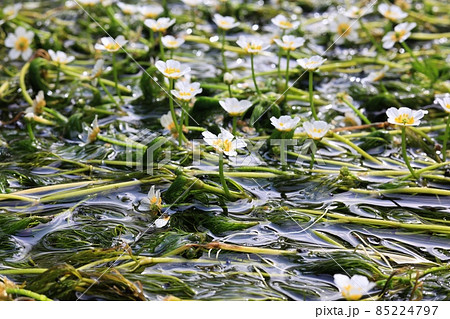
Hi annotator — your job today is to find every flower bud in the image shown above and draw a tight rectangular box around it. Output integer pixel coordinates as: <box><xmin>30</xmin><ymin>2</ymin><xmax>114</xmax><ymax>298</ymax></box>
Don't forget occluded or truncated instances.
<box><xmin>223</xmin><ymin>72</ymin><xmax>234</xmax><ymax>84</ymax></box>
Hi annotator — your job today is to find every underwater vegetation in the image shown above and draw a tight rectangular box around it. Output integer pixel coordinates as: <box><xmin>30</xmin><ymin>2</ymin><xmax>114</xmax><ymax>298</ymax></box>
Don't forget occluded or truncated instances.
<box><xmin>0</xmin><ymin>0</ymin><xmax>450</xmax><ymax>301</ymax></box>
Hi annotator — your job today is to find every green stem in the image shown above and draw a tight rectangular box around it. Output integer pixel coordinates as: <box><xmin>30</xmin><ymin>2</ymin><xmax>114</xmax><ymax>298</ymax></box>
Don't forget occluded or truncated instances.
<box><xmin>183</xmin><ymin>101</ymin><xmax>189</xmax><ymax>127</ymax></box>
<box><xmin>310</xmin><ymin>140</ymin><xmax>316</xmax><ymax>170</ymax></box>
<box><xmin>293</xmin><ymin>208</ymin><xmax>450</xmax><ymax>234</ymax></box>
<box><xmin>309</xmin><ymin>71</ymin><xmax>318</xmax><ymax>120</ymax></box>
<box><xmin>149</xmin><ymin>29</ymin><xmax>154</xmax><ymax>48</ymax></box>
<box><xmin>159</xmin><ymin>32</ymin><xmax>165</xmax><ymax>60</ymax></box>
<box><xmin>442</xmin><ymin>116</ymin><xmax>450</xmax><ymax>162</ymax></box>
<box><xmin>97</xmin><ymin>135</ymin><xmax>147</xmax><ymax>150</ymax></box>
<box><xmin>227</xmin><ymin>84</ymin><xmax>232</xmax><ymax>97</ymax></box>
<box><xmin>26</xmin><ymin>122</ymin><xmax>35</xmax><ymax>142</ymax></box>
<box><xmin>219</xmin><ymin>152</ymin><xmax>231</xmax><ymax>197</ymax></box>
<box><xmin>401</xmin><ymin>126</ymin><xmax>418</xmax><ymax>179</ymax></box>
<box><xmin>401</xmin><ymin>41</ymin><xmax>420</xmax><ymax>65</ymax></box>
<box><xmin>168</xmin><ymin>79</ymin><xmax>182</xmax><ymax>145</ymax></box>
<box><xmin>332</xmin><ymin>132</ymin><xmax>383</xmax><ymax>165</ymax></box>
<box><xmin>280</xmin><ymin>132</ymin><xmax>286</xmax><ymax>169</ymax></box>
<box><xmin>55</xmin><ymin>64</ymin><xmax>61</xmax><ymax>91</ymax></box>
<box><xmin>5</xmin><ymin>288</ymin><xmax>53</xmax><ymax>301</ymax></box>
<box><xmin>250</xmin><ymin>54</ymin><xmax>261</xmax><ymax>95</ymax></box>
<box><xmin>221</xmin><ymin>29</ymin><xmax>228</xmax><ymax>72</ymax></box>
<box><xmin>342</xmin><ymin>98</ymin><xmax>373</xmax><ymax>127</ymax></box>
<box><xmin>112</xmin><ymin>53</ymin><xmax>122</xmax><ymax>102</ymax></box>
<box><xmin>284</xmin><ymin>49</ymin><xmax>290</xmax><ymax>100</ymax></box>
<box><xmin>358</xmin><ymin>20</ymin><xmax>384</xmax><ymax>55</ymax></box>
<box><xmin>191</xmin><ymin>7</ymin><xmax>196</xmax><ymax>29</ymax></box>
<box><xmin>232</xmin><ymin>116</ymin><xmax>237</xmax><ymax>135</ymax></box>
<box><xmin>162</xmin><ymin>0</ymin><xmax>168</xmax><ymax>16</ymax></box>
<box><xmin>277</xmin><ymin>30</ymin><xmax>285</xmax><ymax>83</ymax></box>
<box><xmin>99</xmin><ymin>79</ymin><xmax>118</xmax><ymax>106</ymax></box>
<box><xmin>19</xmin><ymin>61</ymin><xmax>33</xmax><ymax>105</ymax></box>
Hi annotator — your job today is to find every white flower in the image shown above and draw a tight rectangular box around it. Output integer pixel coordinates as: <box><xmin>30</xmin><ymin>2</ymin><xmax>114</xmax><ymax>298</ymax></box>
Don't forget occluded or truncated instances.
<box><xmin>78</xmin><ymin>0</ymin><xmax>100</xmax><ymax>7</ymax></box>
<box><xmin>86</xmin><ymin>115</ymin><xmax>100</xmax><ymax>143</ymax></box>
<box><xmin>345</xmin><ymin>6</ymin><xmax>373</xmax><ymax>19</ymax></box>
<box><xmin>171</xmin><ymin>81</ymin><xmax>202</xmax><ymax>101</ymax></box>
<box><xmin>161</xmin><ymin>35</ymin><xmax>185</xmax><ymax>49</ymax></box>
<box><xmin>219</xmin><ymin>98</ymin><xmax>252</xmax><ymax>117</ymax></box>
<box><xmin>334</xmin><ymin>274</ymin><xmax>376</xmax><ymax>301</ymax></box>
<box><xmin>144</xmin><ymin>17</ymin><xmax>176</xmax><ymax>32</ymax></box>
<box><xmin>361</xmin><ymin>66</ymin><xmax>389</xmax><ymax>83</ymax></box>
<box><xmin>147</xmin><ymin>185</ymin><xmax>162</xmax><ymax>209</ymax></box>
<box><xmin>213</xmin><ymin>14</ymin><xmax>240</xmax><ymax>30</ymax></box>
<box><xmin>270</xmin><ymin>115</ymin><xmax>300</xmax><ymax>132</ymax></box>
<box><xmin>435</xmin><ymin>97</ymin><xmax>450</xmax><ymax>113</ymax></box>
<box><xmin>4</xmin><ymin>26</ymin><xmax>34</xmax><ymax>61</ymax></box>
<box><xmin>155</xmin><ymin>215</ymin><xmax>170</xmax><ymax>228</ymax></box>
<box><xmin>271</xmin><ymin>14</ymin><xmax>300</xmax><ymax>30</ymax></box>
<box><xmin>99</xmin><ymin>0</ymin><xmax>113</xmax><ymax>6</ymax></box>
<box><xmin>382</xmin><ymin>22</ymin><xmax>416</xmax><ymax>49</ymax></box>
<box><xmin>303</xmin><ymin>120</ymin><xmax>331</xmax><ymax>140</ymax></box>
<box><xmin>160</xmin><ymin>111</ymin><xmax>177</xmax><ymax>133</ymax></box>
<box><xmin>378</xmin><ymin>3</ymin><xmax>408</xmax><ymax>21</ymax></box>
<box><xmin>297</xmin><ymin>55</ymin><xmax>326</xmax><ymax>71</ymax></box>
<box><xmin>117</xmin><ymin>2</ymin><xmax>138</xmax><ymax>15</ymax></box>
<box><xmin>2</xmin><ymin>4</ymin><xmax>22</xmax><ymax>20</ymax></box>
<box><xmin>342</xmin><ymin>112</ymin><xmax>362</xmax><ymax>127</ymax></box>
<box><xmin>182</xmin><ymin>0</ymin><xmax>202</xmax><ymax>6</ymax></box>
<box><xmin>25</xmin><ymin>91</ymin><xmax>46</xmax><ymax>115</ymax></box>
<box><xmin>386</xmin><ymin>107</ymin><xmax>427</xmax><ymax>126</ymax></box>
<box><xmin>24</xmin><ymin>112</ymin><xmax>35</xmax><ymax>121</ymax></box>
<box><xmin>94</xmin><ymin>35</ymin><xmax>127</xmax><ymax>52</ymax></box>
<box><xmin>140</xmin><ymin>4</ymin><xmax>164</xmax><ymax>19</ymax></box>
<box><xmin>236</xmin><ymin>36</ymin><xmax>270</xmax><ymax>54</ymax></box>
<box><xmin>90</xmin><ymin>59</ymin><xmax>104</xmax><ymax>79</ymax></box>
<box><xmin>223</xmin><ymin>73</ymin><xmax>234</xmax><ymax>85</ymax></box>
<box><xmin>329</xmin><ymin>15</ymin><xmax>358</xmax><ymax>44</ymax></box>
<box><xmin>202</xmin><ymin>128</ymin><xmax>246</xmax><ymax>156</ymax></box>
<box><xmin>48</xmin><ymin>50</ymin><xmax>75</xmax><ymax>65</ymax></box>
<box><xmin>155</xmin><ymin>59</ymin><xmax>191</xmax><ymax>79</ymax></box>
<box><xmin>274</xmin><ymin>35</ymin><xmax>305</xmax><ymax>51</ymax></box>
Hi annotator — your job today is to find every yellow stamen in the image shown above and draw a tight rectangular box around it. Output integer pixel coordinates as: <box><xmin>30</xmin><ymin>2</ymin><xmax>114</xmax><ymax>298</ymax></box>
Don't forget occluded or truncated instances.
<box><xmin>15</xmin><ymin>36</ymin><xmax>29</xmax><ymax>52</ymax></box>
<box><xmin>88</xmin><ymin>127</ymin><xmax>100</xmax><ymax>142</ymax></box>
<box><xmin>279</xmin><ymin>20</ymin><xmax>293</xmax><ymax>28</ymax></box>
<box><xmin>337</xmin><ymin>23</ymin><xmax>351</xmax><ymax>36</ymax></box>
<box><xmin>395</xmin><ymin>113</ymin><xmax>414</xmax><ymax>125</ymax></box>
<box><xmin>104</xmin><ymin>43</ymin><xmax>119</xmax><ymax>51</ymax></box>
<box><xmin>246</xmin><ymin>44</ymin><xmax>262</xmax><ymax>51</ymax></box>
<box><xmin>342</xmin><ymin>285</ymin><xmax>362</xmax><ymax>301</ymax></box>
<box><xmin>164</xmin><ymin>67</ymin><xmax>181</xmax><ymax>75</ymax></box>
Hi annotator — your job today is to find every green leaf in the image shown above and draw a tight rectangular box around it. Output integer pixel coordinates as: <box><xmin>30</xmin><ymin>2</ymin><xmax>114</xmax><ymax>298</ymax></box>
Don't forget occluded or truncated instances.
<box><xmin>29</xmin><ymin>58</ymin><xmax>50</xmax><ymax>92</ymax></box>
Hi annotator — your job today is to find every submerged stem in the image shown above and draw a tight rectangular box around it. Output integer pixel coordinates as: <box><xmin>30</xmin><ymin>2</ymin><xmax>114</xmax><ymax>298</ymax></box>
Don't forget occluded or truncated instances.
<box><xmin>6</xmin><ymin>288</ymin><xmax>53</xmax><ymax>301</ymax></box>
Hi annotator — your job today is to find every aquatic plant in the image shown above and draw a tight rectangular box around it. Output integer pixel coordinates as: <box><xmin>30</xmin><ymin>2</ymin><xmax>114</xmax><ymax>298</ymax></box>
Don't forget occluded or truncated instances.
<box><xmin>0</xmin><ymin>0</ymin><xmax>449</xmax><ymax>302</ymax></box>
